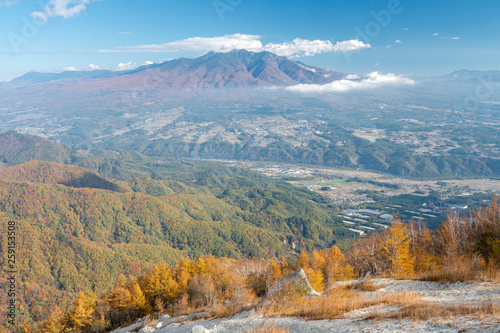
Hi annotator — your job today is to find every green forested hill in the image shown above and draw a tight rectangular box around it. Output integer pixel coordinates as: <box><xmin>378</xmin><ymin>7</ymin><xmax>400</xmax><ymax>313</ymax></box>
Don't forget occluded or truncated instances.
<box><xmin>0</xmin><ymin>131</ymin><xmax>83</xmax><ymax>166</ymax></box>
<box><xmin>3</xmin><ymin>130</ymin><xmax>498</xmax><ymax>181</ymax></box>
<box><xmin>0</xmin><ymin>160</ymin><xmax>127</xmax><ymax>192</ymax></box>
<box><xmin>0</xmin><ymin>168</ymin><xmax>345</xmax><ymax>257</ymax></box>
<box><xmin>100</xmin><ymin>133</ymin><xmax>500</xmax><ymax>180</ymax></box>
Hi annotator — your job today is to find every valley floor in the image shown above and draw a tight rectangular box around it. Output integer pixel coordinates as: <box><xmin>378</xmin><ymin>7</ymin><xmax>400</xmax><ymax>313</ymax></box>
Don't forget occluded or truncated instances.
<box><xmin>111</xmin><ymin>279</ymin><xmax>500</xmax><ymax>333</ymax></box>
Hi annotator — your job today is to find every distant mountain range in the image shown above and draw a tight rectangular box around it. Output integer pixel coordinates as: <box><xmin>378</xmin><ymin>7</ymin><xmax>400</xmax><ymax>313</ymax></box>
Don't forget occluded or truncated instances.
<box><xmin>6</xmin><ymin>49</ymin><xmax>346</xmax><ymax>90</ymax></box>
<box><xmin>4</xmin><ymin>50</ymin><xmax>499</xmax><ymax>92</ymax></box>
<box><xmin>9</xmin><ymin>69</ymin><xmax>115</xmax><ymax>86</ymax></box>
<box><xmin>435</xmin><ymin>69</ymin><xmax>500</xmax><ymax>82</ymax></box>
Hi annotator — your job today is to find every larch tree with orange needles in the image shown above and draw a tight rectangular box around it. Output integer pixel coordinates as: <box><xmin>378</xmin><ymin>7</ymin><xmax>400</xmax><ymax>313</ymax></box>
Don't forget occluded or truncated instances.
<box><xmin>382</xmin><ymin>220</ymin><xmax>415</xmax><ymax>278</ymax></box>
<box><xmin>325</xmin><ymin>246</ymin><xmax>354</xmax><ymax>284</ymax></box>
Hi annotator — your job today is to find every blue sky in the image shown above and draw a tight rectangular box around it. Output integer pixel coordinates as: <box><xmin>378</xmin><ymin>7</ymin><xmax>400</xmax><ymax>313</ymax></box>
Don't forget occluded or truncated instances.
<box><xmin>0</xmin><ymin>0</ymin><xmax>498</xmax><ymax>81</ymax></box>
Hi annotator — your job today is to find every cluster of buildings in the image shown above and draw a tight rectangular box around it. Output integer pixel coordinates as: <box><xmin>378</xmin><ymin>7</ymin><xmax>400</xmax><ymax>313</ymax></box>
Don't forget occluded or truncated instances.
<box><xmin>339</xmin><ymin>208</ymin><xmax>392</xmax><ymax>236</ymax></box>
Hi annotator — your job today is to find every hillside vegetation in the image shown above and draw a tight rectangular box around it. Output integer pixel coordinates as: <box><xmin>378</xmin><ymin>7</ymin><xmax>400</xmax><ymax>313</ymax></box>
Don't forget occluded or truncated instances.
<box><xmin>0</xmin><ymin>155</ymin><xmax>349</xmax><ymax>332</ymax></box>
<box><xmin>16</xmin><ymin>199</ymin><xmax>500</xmax><ymax>333</ymax></box>
<box><xmin>110</xmin><ymin>131</ymin><xmax>500</xmax><ymax>180</ymax></box>
<box><xmin>0</xmin><ymin>131</ymin><xmax>83</xmax><ymax>166</ymax></box>
<box><xmin>0</xmin><ymin>160</ymin><xmax>126</xmax><ymax>192</ymax></box>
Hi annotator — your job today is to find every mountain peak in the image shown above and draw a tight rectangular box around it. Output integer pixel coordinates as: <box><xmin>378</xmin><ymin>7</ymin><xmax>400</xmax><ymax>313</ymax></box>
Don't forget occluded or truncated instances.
<box><xmin>6</xmin><ymin>50</ymin><xmax>346</xmax><ymax>90</ymax></box>
<box><xmin>228</xmin><ymin>48</ymin><xmax>256</xmax><ymax>55</ymax></box>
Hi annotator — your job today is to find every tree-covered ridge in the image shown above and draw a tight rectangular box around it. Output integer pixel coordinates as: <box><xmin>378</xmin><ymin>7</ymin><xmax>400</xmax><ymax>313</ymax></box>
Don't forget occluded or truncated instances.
<box><xmin>0</xmin><ymin>160</ymin><xmax>126</xmax><ymax>192</ymax></box>
<box><xmin>117</xmin><ymin>134</ymin><xmax>500</xmax><ymax>180</ymax></box>
<box><xmin>0</xmin><ymin>180</ymin><xmax>270</xmax><ymax>257</ymax></box>
<box><xmin>0</xmin><ymin>171</ymin><xmax>349</xmax><ymax>253</ymax></box>
<box><xmin>2</xmin><ymin>130</ymin><xmax>499</xmax><ymax>181</ymax></box>
<box><xmin>0</xmin><ymin>131</ymin><xmax>83</xmax><ymax>166</ymax></box>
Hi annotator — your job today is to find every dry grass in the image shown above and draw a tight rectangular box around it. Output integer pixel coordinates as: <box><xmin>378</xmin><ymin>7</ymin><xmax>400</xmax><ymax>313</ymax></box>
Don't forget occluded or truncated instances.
<box><xmin>262</xmin><ymin>281</ymin><xmax>500</xmax><ymax>322</ymax></box>
<box><xmin>419</xmin><ymin>261</ymin><xmax>500</xmax><ymax>283</ymax></box>
<box><xmin>259</xmin><ymin>285</ymin><xmax>419</xmax><ymax>320</ymax></box>
<box><xmin>211</xmin><ymin>302</ymin><xmax>257</xmax><ymax>319</ymax></box>
<box><xmin>419</xmin><ymin>265</ymin><xmax>481</xmax><ymax>282</ymax></box>
<box><xmin>367</xmin><ymin>299</ymin><xmax>500</xmax><ymax>321</ymax></box>
<box><xmin>346</xmin><ymin>279</ymin><xmax>383</xmax><ymax>292</ymax></box>
<box><xmin>479</xmin><ymin>265</ymin><xmax>500</xmax><ymax>282</ymax></box>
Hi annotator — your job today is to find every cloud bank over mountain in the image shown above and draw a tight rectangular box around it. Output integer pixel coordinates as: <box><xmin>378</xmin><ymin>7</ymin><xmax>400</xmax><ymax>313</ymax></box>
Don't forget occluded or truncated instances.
<box><xmin>286</xmin><ymin>72</ymin><xmax>415</xmax><ymax>93</ymax></box>
<box><xmin>93</xmin><ymin>33</ymin><xmax>371</xmax><ymax>58</ymax></box>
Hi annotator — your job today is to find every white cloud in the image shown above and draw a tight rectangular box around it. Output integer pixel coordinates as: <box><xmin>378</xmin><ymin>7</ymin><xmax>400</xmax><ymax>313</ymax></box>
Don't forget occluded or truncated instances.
<box><xmin>63</xmin><ymin>64</ymin><xmax>107</xmax><ymax>71</ymax></box>
<box><xmin>264</xmin><ymin>38</ymin><xmax>370</xmax><ymax>57</ymax></box>
<box><xmin>403</xmin><ymin>28</ymin><xmax>409</xmax><ymax>31</ymax></box>
<box><xmin>432</xmin><ymin>32</ymin><xmax>439</xmax><ymax>36</ymax></box>
<box><xmin>264</xmin><ymin>38</ymin><xmax>333</xmax><ymax>57</ymax></box>
<box><xmin>31</xmin><ymin>0</ymin><xmax>101</xmax><ymax>22</ymax></box>
<box><xmin>62</xmin><ymin>62</ymin><xmax>139</xmax><ymax>72</ymax></box>
<box><xmin>104</xmin><ymin>34</ymin><xmax>263</xmax><ymax>54</ymax></box>
<box><xmin>286</xmin><ymin>72</ymin><xmax>415</xmax><ymax>93</ymax></box>
<box><xmin>89</xmin><ymin>64</ymin><xmax>106</xmax><ymax>70</ymax></box>
<box><xmin>116</xmin><ymin>62</ymin><xmax>137</xmax><ymax>71</ymax></box>
<box><xmin>92</xmin><ymin>34</ymin><xmax>371</xmax><ymax>57</ymax></box>
<box><xmin>395</xmin><ymin>39</ymin><xmax>402</xmax><ymax>44</ymax></box>
<box><xmin>0</xmin><ymin>0</ymin><xmax>19</xmax><ymax>7</ymax></box>
<box><xmin>142</xmin><ymin>61</ymin><xmax>154</xmax><ymax>66</ymax></box>
<box><xmin>331</xmin><ymin>39</ymin><xmax>371</xmax><ymax>53</ymax></box>
<box><xmin>345</xmin><ymin>74</ymin><xmax>361</xmax><ymax>80</ymax></box>
<box><xmin>439</xmin><ymin>35</ymin><xmax>461</xmax><ymax>40</ymax></box>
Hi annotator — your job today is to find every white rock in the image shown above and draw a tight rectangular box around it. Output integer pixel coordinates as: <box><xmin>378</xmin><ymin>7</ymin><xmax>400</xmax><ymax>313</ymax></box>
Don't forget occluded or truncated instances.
<box><xmin>192</xmin><ymin>325</ymin><xmax>210</xmax><ymax>333</ymax></box>
<box><xmin>269</xmin><ymin>269</ymin><xmax>320</xmax><ymax>296</ymax></box>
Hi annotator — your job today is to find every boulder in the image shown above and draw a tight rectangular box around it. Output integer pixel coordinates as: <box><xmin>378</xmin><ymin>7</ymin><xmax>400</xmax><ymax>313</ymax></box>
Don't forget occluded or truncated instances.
<box><xmin>268</xmin><ymin>269</ymin><xmax>320</xmax><ymax>296</ymax></box>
